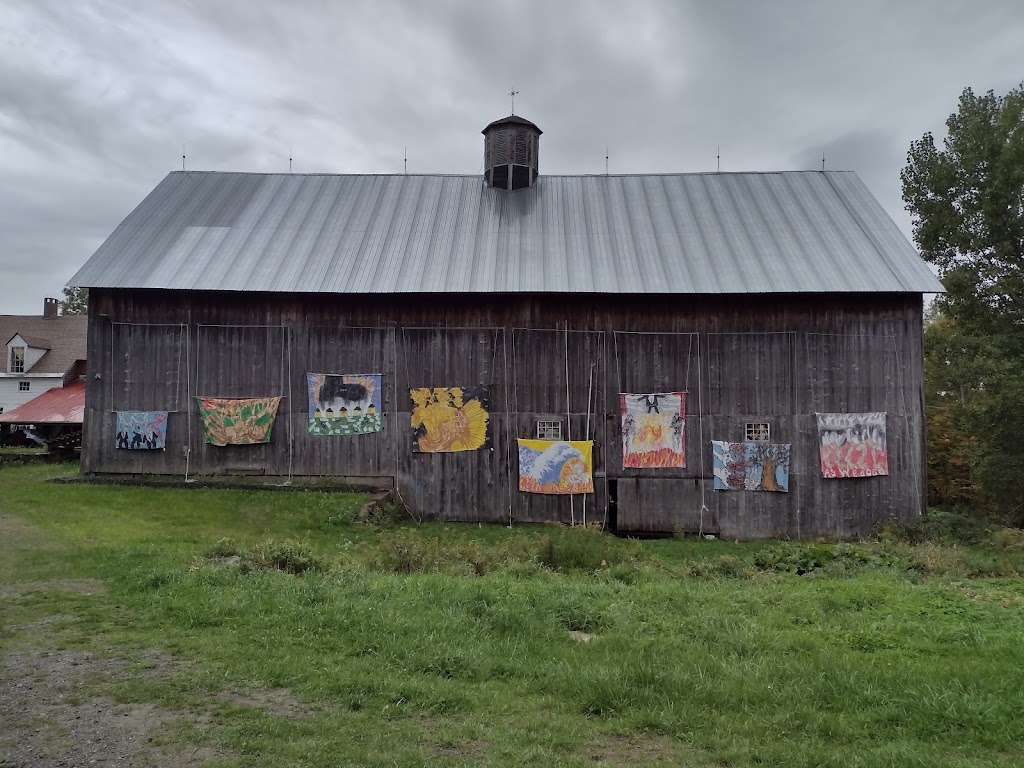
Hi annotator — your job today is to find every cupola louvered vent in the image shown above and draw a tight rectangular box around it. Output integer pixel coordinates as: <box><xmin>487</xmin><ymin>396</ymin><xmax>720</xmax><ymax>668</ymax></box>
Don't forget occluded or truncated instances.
<box><xmin>482</xmin><ymin>114</ymin><xmax>541</xmax><ymax>190</ymax></box>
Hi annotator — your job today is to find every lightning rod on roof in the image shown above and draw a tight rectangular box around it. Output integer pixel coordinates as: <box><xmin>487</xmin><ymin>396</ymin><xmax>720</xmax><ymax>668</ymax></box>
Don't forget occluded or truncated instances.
<box><xmin>822</xmin><ymin>153</ymin><xmax>826</xmax><ymax>171</ymax></box>
<box><xmin>605</xmin><ymin>147</ymin><xmax>609</xmax><ymax>175</ymax></box>
<box><xmin>289</xmin><ymin>145</ymin><xmax>293</xmax><ymax>173</ymax></box>
<box><xmin>404</xmin><ymin>146</ymin><xmax>407</xmax><ymax>174</ymax></box>
<box><xmin>509</xmin><ymin>89</ymin><xmax>519</xmax><ymax>115</ymax></box>
<box><xmin>717</xmin><ymin>145</ymin><xmax>720</xmax><ymax>172</ymax></box>
<box><xmin>182</xmin><ymin>144</ymin><xmax>186</xmax><ymax>171</ymax></box>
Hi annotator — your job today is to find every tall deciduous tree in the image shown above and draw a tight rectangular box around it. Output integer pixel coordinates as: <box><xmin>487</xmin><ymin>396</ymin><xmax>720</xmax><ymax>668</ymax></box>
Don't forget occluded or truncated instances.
<box><xmin>58</xmin><ymin>286</ymin><xmax>88</xmax><ymax>315</ymax></box>
<box><xmin>903</xmin><ymin>85</ymin><xmax>1024</xmax><ymax>518</ymax></box>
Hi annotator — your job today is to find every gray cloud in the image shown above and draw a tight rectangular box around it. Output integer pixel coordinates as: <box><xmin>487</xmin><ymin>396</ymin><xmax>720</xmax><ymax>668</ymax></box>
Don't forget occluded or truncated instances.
<box><xmin>1</xmin><ymin>0</ymin><xmax>1023</xmax><ymax>312</ymax></box>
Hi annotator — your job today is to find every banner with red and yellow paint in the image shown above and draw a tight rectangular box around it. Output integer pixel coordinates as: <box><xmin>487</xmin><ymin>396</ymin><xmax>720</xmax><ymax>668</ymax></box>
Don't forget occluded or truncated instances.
<box><xmin>620</xmin><ymin>392</ymin><xmax>685</xmax><ymax>468</ymax></box>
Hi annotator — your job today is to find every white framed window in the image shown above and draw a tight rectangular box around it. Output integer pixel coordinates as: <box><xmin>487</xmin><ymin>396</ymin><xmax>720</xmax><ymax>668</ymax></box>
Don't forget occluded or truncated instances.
<box><xmin>536</xmin><ymin>420</ymin><xmax>562</xmax><ymax>440</ymax></box>
<box><xmin>745</xmin><ymin>422</ymin><xmax>770</xmax><ymax>442</ymax></box>
<box><xmin>9</xmin><ymin>346</ymin><xmax>25</xmax><ymax>373</ymax></box>
<box><xmin>19</xmin><ymin>381</ymin><xmax>30</xmax><ymax>392</ymax></box>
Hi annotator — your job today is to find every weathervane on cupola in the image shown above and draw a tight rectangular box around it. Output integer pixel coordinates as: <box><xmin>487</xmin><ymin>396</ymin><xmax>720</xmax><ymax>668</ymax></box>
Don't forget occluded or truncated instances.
<box><xmin>509</xmin><ymin>89</ymin><xmax>519</xmax><ymax>114</ymax></box>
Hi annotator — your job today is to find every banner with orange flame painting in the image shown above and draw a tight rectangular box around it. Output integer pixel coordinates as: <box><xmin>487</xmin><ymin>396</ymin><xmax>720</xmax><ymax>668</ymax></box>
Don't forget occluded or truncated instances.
<box><xmin>410</xmin><ymin>386</ymin><xmax>490</xmax><ymax>452</ymax></box>
<box><xmin>620</xmin><ymin>392</ymin><xmax>685</xmax><ymax>468</ymax></box>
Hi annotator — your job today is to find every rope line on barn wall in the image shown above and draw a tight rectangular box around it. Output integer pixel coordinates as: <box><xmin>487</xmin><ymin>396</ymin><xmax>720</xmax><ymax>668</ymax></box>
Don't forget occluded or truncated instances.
<box><xmin>696</xmin><ymin>331</ymin><xmax>707</xmax><ymax>537</ymax></box>
<box><xmin>563</xmin><ymin>326</ymin><xmax>575</xmax><ymax>526</ymax></box>
<box><xmin>285</xmin><ymin>324</ymin><xmax>293</xmax><ymax>483</ymax></box>
<box><xmin>185</xmin><ymin>321</ymin><xmax>192</xmax><ymax>481</ymax></box>
<box><xmin>502</xmin><ymin>328</ymin><xmax>513</xmax><ymax>527</ymax></box>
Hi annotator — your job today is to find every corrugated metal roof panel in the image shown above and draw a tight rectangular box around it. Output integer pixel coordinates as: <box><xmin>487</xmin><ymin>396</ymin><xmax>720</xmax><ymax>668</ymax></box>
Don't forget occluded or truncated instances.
<box><xmin>0</xmin><ymin>380</ymin><xmax>85</xmax><ymax>424</ymax></box>
<box><xmin>69</xmin><ymin>171</ymin><xmax>944</xmax><ymax>294</ymax></box>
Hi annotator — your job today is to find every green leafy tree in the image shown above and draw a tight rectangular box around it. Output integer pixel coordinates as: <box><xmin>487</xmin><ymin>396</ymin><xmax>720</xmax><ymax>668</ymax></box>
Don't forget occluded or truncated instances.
<box><xmin>58</xmin><ymin>286</ymin><xmax>88</xmax><ymax>315</ymax></box>
<box><xmin>903</xmin><ymin>85</ymin><xmax>1024</xmax><ymax>519</ymax></box>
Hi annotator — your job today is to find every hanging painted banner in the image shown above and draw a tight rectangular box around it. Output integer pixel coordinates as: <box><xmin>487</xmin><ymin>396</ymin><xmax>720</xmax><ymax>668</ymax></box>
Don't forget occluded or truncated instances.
<box><xmin>816</xmin><ymin>412</ymin><xmax>888</xmax><ymax>478</ymax></box>
<box><xmin>115</xmin><ymin>411</ymin><xmax>168</xmax><ymax>450</ymax></box>
<box><xmin>712</xmin><ymin>440</ymin><xmax>791</xmax><ymax>492</ymax></box>
<box><xmin>196</xmin><ymin>396</ymin><xmax>281</xmax><ymax>446</ymax></box>
<box><xmin>620</xmin><ymin>392</ymin><xmax>686</xmax><ymax>468</ymax></box>
<box><xmin>410</xmin><ymin>386</ymin><xmax>490</xmax><ymax>452</ymax></box>
<box><xmin>518</xmin><ymin>439</ymin><xmax>594</xmax><ymax>494</ymax></box>
<box><xmin>306</xmin><ymin>373</ymin><xmax>382</xmax><ymax>436</ymax></box>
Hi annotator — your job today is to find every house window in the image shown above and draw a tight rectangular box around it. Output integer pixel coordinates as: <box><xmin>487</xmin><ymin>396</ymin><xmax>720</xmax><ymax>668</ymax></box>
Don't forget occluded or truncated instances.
<box><xmin>536</xmin><ymin>420</ymin><xmax>563</xmax><ymax>440</ymax></box>
<box><xmin>745</xmin><ymin>422</ymin><xmax>770</xmax><ymax>442</ymax></box>
<box><xmin>19</xmin><ymin>381</ymin><xmax>30</xmax><ymax>392</ymax></box>
<box><xmin>9</xmin><ymin>346</ymin><xmax>25</xmax><ymax>373</ymax></box>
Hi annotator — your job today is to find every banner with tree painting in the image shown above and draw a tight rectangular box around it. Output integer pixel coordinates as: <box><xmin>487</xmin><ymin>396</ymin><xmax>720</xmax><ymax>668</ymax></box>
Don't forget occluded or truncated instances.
<box><xmin>712</xmin><ymin>440</ymin><xmax>791</xmax><ymax>492</ymax></box>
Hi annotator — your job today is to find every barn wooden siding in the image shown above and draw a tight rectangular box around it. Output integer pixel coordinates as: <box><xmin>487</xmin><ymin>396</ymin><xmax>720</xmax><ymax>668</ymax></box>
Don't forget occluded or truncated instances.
<box><xmin>83</xmin><ymin>289</ymin><xmax>926</xmax><ymax>539</ymax></box>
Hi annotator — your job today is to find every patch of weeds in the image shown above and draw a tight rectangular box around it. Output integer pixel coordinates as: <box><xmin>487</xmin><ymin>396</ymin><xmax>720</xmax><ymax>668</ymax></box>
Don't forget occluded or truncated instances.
<box><xmin>208</xmin><ymin>537</ymin><xmax>239</xmax><ymax>558</ymax></box>
<box><xmin>753</xmin><ymin>542</ymin><xmax>831</xmax><ymax>575</ymax></box>
<box><xmin>300</xmin><ymin>492</ymin><xmax>369</xmax><ymax>530</ymax></box>
<box><xmin>370</xmin><ymin>529</ymin><xmax>539</xmax><ymax>575</ymax></box>
<box><xmin>905</xmin><ymin>542</ymin><xmax>974</xmax><ymax>577</ymax></box>
<box><xmin>825</xmin><ymin>543</ymin><xmax>913</xmax><ymax>575</ymax></box>
<box><xmin>240</xmin><ymin>538</ymin><xmax>324</xmax><ymax>575</ymax></box>
<box><xmin>537</xmin><ymin>526</ymin><xmax>644</xmax><ymax>573</ymax></box>
<box><xmin>993</xmin><ymin>527</ymin><xmax>1024</xmax><ymax>553</ymax></box>
<box><xmin>360</xmin><ymin>500</ymin><xmax>407</xmax><ymax>527</ymax></box>
<box><xmin>878</xmin><ymin>508</ymin><xmax>993</xmax><ymax>546</ymax></box>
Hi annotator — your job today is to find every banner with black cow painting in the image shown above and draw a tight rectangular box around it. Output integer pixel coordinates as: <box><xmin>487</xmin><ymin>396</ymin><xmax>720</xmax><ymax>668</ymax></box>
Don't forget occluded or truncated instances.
<box><xmin>306</xmin><ymin>373</ymin><xmax>383</xmax><ymax>436</ymax></box>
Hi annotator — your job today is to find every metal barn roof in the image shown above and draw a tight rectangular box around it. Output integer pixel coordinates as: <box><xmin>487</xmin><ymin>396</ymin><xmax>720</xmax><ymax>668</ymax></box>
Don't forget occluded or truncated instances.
<box><xmin>70</xmin><ymin>171</ymin><xmax>943</xmax><ymax>295</ymax></box>
<box><xmin>0</xmin><ymin>380</ymin><xmax>85</xmax><ymax>425</ymax></box>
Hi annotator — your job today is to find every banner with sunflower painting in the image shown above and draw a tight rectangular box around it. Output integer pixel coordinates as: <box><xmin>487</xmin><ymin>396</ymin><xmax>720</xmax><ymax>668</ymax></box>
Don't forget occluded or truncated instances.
<box><xmin>410</xmin><ymin>386</ymin><xmax>490</xmax><ymax>452</ymax></box>
<box><xmin>195</xmin><ymin>396</ymin><xmax>281</xmax><ymax>446</ymax></box>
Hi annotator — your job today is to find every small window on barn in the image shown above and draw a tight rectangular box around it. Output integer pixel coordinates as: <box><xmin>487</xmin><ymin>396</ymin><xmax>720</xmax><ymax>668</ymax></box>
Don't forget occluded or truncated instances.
<box><xmin>19</xmin><ymin>381</ymin><xmax>30</xmax><ymax>392</ymax></box>
<box><xmin>536</xmin><ymin>420</ymin><xmax>562</xmax><ymax>440</ymax></box>
<box><xmin>745</xmin><ymin>422</ymin><xmax>770</xmax><ymax>442</ymax></box>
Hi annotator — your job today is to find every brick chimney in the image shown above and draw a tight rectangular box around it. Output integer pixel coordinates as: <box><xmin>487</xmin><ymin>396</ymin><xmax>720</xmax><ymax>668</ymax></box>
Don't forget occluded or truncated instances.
<box><xmin>43</xmin><ymin>297</ymin><xmax>59</xmax><ymax>318</ymax></box>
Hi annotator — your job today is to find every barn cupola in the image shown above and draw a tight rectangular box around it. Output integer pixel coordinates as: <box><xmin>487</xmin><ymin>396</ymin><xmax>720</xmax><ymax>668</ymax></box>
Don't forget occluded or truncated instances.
<box><xmin>482</xmin><ymin>114</ymin><xmax>541</xmax><ymax>190</ymax></box>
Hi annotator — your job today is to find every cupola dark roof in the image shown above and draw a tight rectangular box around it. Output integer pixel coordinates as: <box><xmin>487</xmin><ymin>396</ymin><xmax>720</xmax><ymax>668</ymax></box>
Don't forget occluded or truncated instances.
<box><xmin>481</xmin><ymin>115</ymin><xmax>543</xmax><ymax>134</ymax></box>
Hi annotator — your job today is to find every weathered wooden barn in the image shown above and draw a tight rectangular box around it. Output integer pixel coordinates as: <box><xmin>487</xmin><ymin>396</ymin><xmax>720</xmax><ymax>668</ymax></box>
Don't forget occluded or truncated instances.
<box><xmin>69</xmin><ymin>114</ymin><xmax>943</xmax><ymax>538</ymax></box>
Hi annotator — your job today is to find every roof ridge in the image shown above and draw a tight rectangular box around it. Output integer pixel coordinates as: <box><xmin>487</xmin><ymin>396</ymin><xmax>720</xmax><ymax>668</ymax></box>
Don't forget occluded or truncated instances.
<box><xmin>167</xmin><ymin>170</ymin><xmax>857</xmax><ymax>178</ymax></box>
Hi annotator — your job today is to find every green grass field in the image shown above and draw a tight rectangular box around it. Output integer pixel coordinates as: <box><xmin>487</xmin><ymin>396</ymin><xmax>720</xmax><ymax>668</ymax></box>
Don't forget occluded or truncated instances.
<box><xmin>2</xmin><ymin>462</ymin><xmax>1023</xmax><ymax>767</ymax></box>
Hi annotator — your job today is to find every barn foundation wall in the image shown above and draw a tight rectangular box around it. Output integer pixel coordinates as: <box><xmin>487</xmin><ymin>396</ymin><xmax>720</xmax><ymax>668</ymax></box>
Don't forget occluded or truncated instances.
<box><xmin>82</xmin><ymin>289</ymin><xmax>926</xmax><ymax>539</ymax></box>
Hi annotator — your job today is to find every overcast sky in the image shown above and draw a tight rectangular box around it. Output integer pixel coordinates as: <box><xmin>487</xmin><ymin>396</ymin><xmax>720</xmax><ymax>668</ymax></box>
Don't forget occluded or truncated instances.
<box><xmin>1</xmin><ymin>0</ymin><xmax>1022</xmax><ymax>314</ymax></box>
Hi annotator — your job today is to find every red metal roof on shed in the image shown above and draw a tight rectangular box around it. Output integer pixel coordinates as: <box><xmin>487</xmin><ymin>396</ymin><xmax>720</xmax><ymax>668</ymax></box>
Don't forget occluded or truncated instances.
<box><xmin>0</xmin><ymin>380</ymin><xmax>85</xmax><ymax>424</ymax></box>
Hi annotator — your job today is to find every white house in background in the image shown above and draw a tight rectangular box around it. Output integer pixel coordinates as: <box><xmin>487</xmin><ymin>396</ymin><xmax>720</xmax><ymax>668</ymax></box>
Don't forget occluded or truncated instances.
<box><xmin>0</xmin><ymin>298</ymin><xmax>87</xmax><ymax>416</ymax></box>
